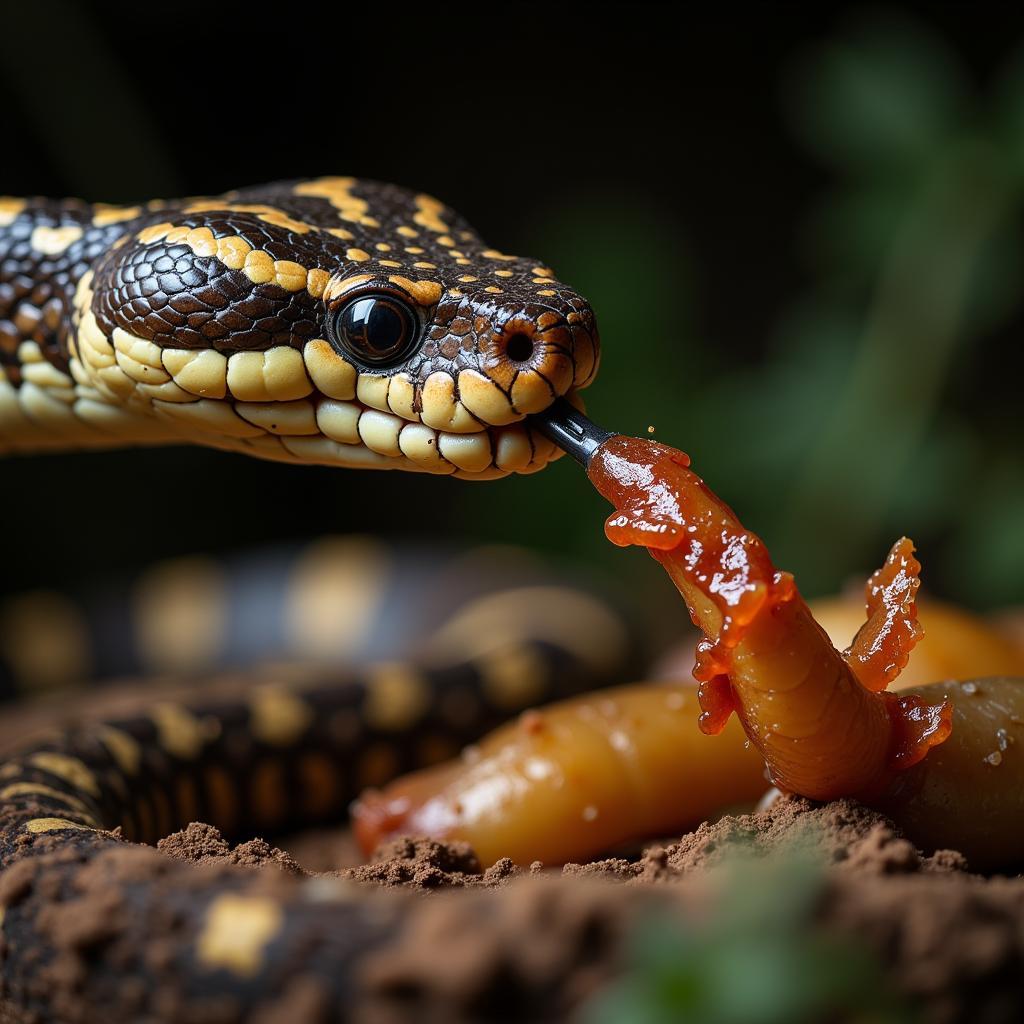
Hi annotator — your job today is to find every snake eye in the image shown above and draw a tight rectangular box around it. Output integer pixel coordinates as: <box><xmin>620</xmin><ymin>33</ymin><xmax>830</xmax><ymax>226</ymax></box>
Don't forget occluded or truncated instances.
<box><xmin>331</xmin><ymin>294</ymin><xmax>420</xmax><ymax>367</ymax></box>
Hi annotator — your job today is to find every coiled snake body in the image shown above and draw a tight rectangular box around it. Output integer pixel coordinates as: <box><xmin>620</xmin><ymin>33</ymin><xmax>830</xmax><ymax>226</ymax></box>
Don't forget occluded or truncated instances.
<box><xmin>0</xmin><ymin>181</ymin><xmax>613</xmax><ymax>1021</ymax></box>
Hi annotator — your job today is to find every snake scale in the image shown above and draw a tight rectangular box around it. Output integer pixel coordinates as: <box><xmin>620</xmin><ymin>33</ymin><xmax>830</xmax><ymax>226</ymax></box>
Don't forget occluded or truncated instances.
<box><xmin>0</xmin><ymin>180</ymin><xmax>620</xmax><ymax>1021</ymax></box>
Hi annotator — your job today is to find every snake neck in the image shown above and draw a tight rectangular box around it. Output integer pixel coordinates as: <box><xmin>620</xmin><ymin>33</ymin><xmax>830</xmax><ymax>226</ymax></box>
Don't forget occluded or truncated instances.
<box><xmin>0</xmin><ymin>197</ymin><xmax>161</xmax><ymax>454</ymax></box>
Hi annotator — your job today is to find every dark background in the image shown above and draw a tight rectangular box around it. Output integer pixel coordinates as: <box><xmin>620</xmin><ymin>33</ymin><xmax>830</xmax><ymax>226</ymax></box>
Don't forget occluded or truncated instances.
<box><xmin>3</xmin><ymin>2</ymin><xmax>1022</xmax><ymax>625</ymax></box>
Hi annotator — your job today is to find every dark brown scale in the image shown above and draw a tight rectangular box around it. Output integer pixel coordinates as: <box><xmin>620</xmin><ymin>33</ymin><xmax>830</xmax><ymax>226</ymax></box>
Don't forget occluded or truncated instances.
<box><xmin>92</xmin><ymin>212</ymin><xmax>325</xmax><ymax>351</ymax></box>
<box><xmin>0</xmin><ymin>198</ymin><xmax>135</xmax><ymax>382</ymax></box>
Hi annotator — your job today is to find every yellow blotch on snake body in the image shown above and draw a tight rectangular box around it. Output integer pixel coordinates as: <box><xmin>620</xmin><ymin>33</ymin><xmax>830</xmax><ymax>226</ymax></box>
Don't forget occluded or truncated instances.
<box><xmin>249</xmin><ymin>687</ymin><xmax>314</xmax><ymax>747</ymax></box>
<box><xmin>196</xmin><ymin>895</ymin><xmax>284</xmax><ymax>977</ymax></box>
<box><xmin>28</xmin><ymin>752</ymin><xmax>100</xmax><ymax>798</ymax></box>
<box><xmin>25</xmin><ymin>817</ymin><xmax>96</xmax><ymax>834</ymax></box>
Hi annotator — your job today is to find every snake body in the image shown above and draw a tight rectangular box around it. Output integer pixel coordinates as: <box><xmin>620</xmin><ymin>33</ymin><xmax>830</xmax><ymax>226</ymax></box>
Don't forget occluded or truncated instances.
<box><xmin>0</xmin><ymin>181</ymin><xmax>610</xmax><ymax>1021</ymax></box>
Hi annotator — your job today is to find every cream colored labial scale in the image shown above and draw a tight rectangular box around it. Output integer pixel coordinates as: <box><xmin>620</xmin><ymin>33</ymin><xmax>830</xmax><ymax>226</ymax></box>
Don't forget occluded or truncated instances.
<box><xmin>0</xmin><ymin>271</ymin><xmax>566</xmax><ymax>477</ymax></box>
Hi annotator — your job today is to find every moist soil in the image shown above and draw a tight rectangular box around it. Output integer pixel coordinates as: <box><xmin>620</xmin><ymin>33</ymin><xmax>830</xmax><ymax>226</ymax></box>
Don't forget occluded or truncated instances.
<box><xmin>136</xmin><ymin>796</ymin><xmax>1024</xmax><ymax>1023</ymax></box>
<box><xmin>2</xmin><ymin>682</ymin><xmax>1021</xmax><ymax>1022</ymax></box>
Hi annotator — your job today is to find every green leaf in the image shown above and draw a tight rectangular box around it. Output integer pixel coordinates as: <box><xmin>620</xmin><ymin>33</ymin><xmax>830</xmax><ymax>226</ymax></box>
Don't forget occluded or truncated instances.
<box><xmin>784</xmin><ymin>13</ymin><xmax>968</xmax><ymax>175</ymax></box>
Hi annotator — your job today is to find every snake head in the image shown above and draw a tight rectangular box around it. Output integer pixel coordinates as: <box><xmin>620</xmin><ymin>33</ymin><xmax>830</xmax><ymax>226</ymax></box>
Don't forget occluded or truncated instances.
<box><xmin>70</xmin><ymin>178</ymin><xmax>600</xmax><ymax>479</ymax></box>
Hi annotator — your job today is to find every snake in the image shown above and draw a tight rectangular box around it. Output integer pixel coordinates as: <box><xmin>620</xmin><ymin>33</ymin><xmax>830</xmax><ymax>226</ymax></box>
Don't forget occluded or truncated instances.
<box><xmin>0</xmin><ymin>179</ymin><xmax>617</xmax><ymax>1022</ymax></box>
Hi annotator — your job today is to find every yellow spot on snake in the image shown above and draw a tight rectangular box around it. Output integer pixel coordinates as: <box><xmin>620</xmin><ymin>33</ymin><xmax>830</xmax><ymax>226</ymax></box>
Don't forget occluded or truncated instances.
<box><xmin>479</xmin><ymin>644</ymin><xmax>548</xmax><ymax>710</ymax></box>
<box><xmin>396</xmin><ymin>225</ymin><xmax>418</xmax><ymax>238</ymax></box>
<box><xmin>137</xmin><ymin>222</ymin><xmax>174</xmax><ymax>244</ymax></box>
<box><xmin>322</xmin><ymin>274</ymin><xmax>375</xmax><ymax>304</ymax></box>
<box><xmin>378</xmin><ymin>260</ymin><xmax>401</xmax><ymax>268</ymax></box>
<box><xmin>135</xmin><ymin>223</ymin><xmax>320</xmax><ymax>297</ymax></box>
<box><xmin>363</xmin><ymin>663</ymin><xmax>430</xmax><ymax>732</ymax></box>
<box><xmin>346</xmin><ymin>248</ymin><xmax>371</xmax><ymax>262</ymax></box>
<box><xmin>412</xmin><ymin>194</ymin><xmax>449</xmax><ymax>234</ymax></box>
<box><xmin>30</xmin><ymin>225</ymin><xmax>83</xmax><ymax>255</ymax></box>
<box><xmin>29</xmin><ymin>753</ymin><xmax>100</xmax><ymax>797</ymax></box>
<box><xmin>92</xmin><ymin>204</ymin><xmax>142</xmax><ymax>227</ymax></box>
<box><xmin>294</xmin><ymin>177</ymin><xmax>368</xmax><ymax>222</ymax></box>
<box><xmin>485</xmin><ymin>286</ymin><xmax>503</xmax><ymax>294</ymax></box>
<box><xmin>482</xmin><ymin>249</ymin><xmax>517</xmax><ymax>262</ymax></box>
<box><xmin>183</xmin><ymin>201</ymin><xmax>319</xmax><ymax>235</ymax></box>
<box><xmin>270</xmin><ymin>259</ymin><xmax>308</xmax><ymax>292</ymax></box>
<box><xmin>306</xmin><ymin>268</ymin><xmax>330</xmax><ymax>298</ymax></box>
<box><xmin>97</xmin><ymin>726</ymin><xmax>142</xmax><ymax>776</ymax></box>
<box><xmin>25</xmin><ymin>817</ymin><xmax>94</xmax><ymax>834</ymax></box>
<box><xmin>197</xmin><ymin>895</ymin><xmax>283</xmax><ymax>977</ymax></box>
<box><xmin>537</xmin><ymin>289</ymin><xmax>556</xmax><ymax>296</ymax></box>
<box><xmin>150</xmin><ymin>702</ymin><xmax>210</xmax><ymax>760</ymax></box>
<box><xmin>249</xmin><ymin>687</ymin><xmax>314</xmax><ymax>747</ymax></box>
<box><xmin>387</xmin><ymin>276</ymin><xmax>442</xmax><ymax>307</ymax></box>
<box><xmin>0</xmin><ymin>783</ymin><xmax>93</xmax><ymax>816</ymax></box>
<box><xmin>0</xmin><ymin>198</ymin><xmax>27</xmax><ymax>226</ymax></box>
<box><xmin>411</xmin><ymin>261</ymin><xmax>437</xmax><ymax>271</ymax></box>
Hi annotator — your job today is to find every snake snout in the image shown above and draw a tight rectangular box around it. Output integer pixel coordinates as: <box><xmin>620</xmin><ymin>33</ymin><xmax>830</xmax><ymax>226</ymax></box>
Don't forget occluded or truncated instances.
<box><xmin>471</xmin><ymin>300</ymin><xmax>600</xmax><ymax>424</ymax></box>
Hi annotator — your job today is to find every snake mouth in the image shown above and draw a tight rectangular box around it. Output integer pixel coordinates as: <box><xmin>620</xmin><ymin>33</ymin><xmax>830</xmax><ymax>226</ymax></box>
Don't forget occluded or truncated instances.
<box><xmin>246</xmin><ymin>391</ymin><xmax>574</xmax><ymax>480</ymax></box>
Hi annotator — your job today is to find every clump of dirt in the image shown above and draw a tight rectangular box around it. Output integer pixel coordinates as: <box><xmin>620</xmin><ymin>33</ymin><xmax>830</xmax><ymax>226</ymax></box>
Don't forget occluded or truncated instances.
<box><xmin>564</xmin><ymin>796</ymin><xmax>969</xmax><ymax>882</ymax></box>
<box><xmin>157</xmin><ymin>821</ymin><xmax>302</xmax><ymax>874</ymax></box>
<box><xmin>343</xmin><ymin>836</ymin><xmax>519</xmax><ymax>890</ymax></box>
<box><xmin>5</xmin><ymin>796</ymin><xmax>1020</xmax><ymax>1023</ymax></box>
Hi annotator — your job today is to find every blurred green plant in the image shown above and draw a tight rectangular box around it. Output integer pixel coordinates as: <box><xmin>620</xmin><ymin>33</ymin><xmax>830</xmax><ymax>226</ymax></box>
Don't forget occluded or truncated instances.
<box><xmin>771</xmin><ymin>12</ymin><xmax>1024</xmax><ymax>602</ymax></box>
<box><xmin>492</xmin><ymin>12</ymin><xmax>1024</xmax><ymax>614</ymax></box>
<box><xmin>584</xmin><ymin>851</ymin><xmax>912</xmax><ymax>1024</ymax></box>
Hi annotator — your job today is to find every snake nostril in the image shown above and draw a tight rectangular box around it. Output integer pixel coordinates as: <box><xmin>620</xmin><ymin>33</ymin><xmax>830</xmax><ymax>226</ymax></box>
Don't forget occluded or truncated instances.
<box><xmin>504</xmin><ymin>332</ymin><xmax>535</xmax><ymax>363</ymax></box>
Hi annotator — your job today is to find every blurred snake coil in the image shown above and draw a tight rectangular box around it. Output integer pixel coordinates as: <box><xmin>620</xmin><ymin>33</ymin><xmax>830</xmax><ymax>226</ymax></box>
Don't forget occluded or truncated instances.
<box><xmin>0</xmin><ymin>180</ymin><xmax>621</xmax><ymax>1020</ymax></box>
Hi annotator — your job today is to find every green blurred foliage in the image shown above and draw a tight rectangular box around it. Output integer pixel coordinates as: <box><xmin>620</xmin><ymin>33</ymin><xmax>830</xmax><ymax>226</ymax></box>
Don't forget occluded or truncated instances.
<box><xmin>585</xmin><ymin>850</ymin><xmax>911</xmax><ymax>1024</ymax></box>
<box><xmin>501</xmin><ymin>11</ymin><xmax>1024</xmax><ymax>610</ymax></box>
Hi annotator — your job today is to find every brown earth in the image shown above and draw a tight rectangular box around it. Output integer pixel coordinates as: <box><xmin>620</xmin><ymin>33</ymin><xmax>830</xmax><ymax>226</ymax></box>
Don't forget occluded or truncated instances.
<box><xmin>129</xmin><ymin>796</ymin><xmax>1023</xmax><ymax>1024</ymax></box>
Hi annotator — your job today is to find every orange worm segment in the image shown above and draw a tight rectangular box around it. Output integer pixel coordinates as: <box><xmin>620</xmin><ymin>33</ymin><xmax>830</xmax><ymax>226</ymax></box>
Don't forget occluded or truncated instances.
<box><xmin>588</xmin><ymin>435</ymin><xmax>951</xmax><ymax>801</ymax></box>
<box><xmin>352</xmin><ymin>681</ymin><xmax>767</xmax><ymax>866</ymax></box>
<box><xmin>813</xmin><ymin>597</ymin><xmax>1024</xmax><ymax>689</ymax></box>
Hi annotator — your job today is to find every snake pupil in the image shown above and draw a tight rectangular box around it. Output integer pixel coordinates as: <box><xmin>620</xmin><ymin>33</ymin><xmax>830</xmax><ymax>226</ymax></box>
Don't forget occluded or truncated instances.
<box><xmin>333</xmin><ymin>295</ymin><xmax>418</xmax><ymax>366</ymax></box>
